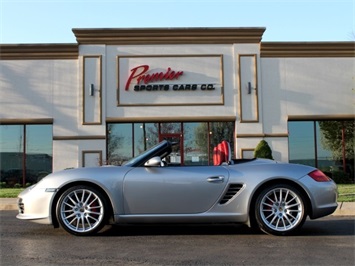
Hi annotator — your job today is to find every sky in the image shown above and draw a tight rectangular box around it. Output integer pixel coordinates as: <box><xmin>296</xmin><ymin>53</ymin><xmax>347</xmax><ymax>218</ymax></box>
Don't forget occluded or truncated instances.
<box><xmin>0</xmin><ymin>0</ymin><xmax>354</xmax><ymax>44</ymax></box>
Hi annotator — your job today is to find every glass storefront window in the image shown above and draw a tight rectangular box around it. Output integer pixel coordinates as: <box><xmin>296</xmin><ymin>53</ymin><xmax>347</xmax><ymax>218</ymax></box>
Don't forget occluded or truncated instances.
<box><xmin>183</xmin><ymin>122</ymin><xmax>209</xmax><ymax>165</ymax></box>
<box><xmin>107</xmin><ymin>121</ymin><xmax>235</xmax><ymax>166</ymax></box>
<box><xmin>316</xmin><ymin>122</ymin><xmax>336</xmax><ymax>174</ymax></box>
<box><xmin>134</xmin><ymin>123</ymin><xmax>159</xmax><ymax>156</ymax></box>
<box><xmin>160</xmin><ymin>122</ymin><xmax>181</xmax><ymax>134</ymax></box>
<box><xmin>0</xmin><ymin>125</ymin><xmax>24</xmax><ymax>186</ymax></box>
<box><xmin>288</xmin><ymin>121</ymin><xmax>316</xmax><ymax>167</ymax></box>
<box><xmin>288</xmin><ymin>120</ymin><xmax>354</xmax><ymax>182</ymax></box>
<box><xmin>134</xmin><ymin>123</ymin><xmax>145</xmax><ymax>156</ymax></box>
<box><xmin>26</xmin><ymin>125</ymin><xmax>53</xmax><ymax>183</ymax></box>
<box><xmin>209</xmin><ymin>122</ymin><xmax>235</xmax><ymax>165</ymax></box>
<box><xmin>107</xmin><ymin>123</ymin><xmax>132</xmax><ymax>165</ymax></box>
<box><xmin>318</xmin><ymin>121</ymin><xmax>354</xmax><ymax>179</ymax></box>
<box><xmin>0</xmin><ymin>124</ymin><xmax>52</xmax><ymax>187</ymax></box>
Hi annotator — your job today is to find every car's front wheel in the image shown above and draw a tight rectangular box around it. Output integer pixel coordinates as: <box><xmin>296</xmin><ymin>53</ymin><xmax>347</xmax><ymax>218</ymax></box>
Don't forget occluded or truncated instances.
<box><xmin>255</xmin><ymin>184</ymin><xmax>307</xmax><ymax>236</ymax></box>
<box><xmin>56</xmin><ymin>185</ymin><xmax>108</xmax><ymax>236</ymax></box>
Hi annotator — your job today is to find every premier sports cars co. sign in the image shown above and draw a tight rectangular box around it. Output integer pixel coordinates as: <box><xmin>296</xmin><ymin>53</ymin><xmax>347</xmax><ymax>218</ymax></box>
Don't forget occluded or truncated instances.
<box><xmin>117</xmin><ymin>55</ymin><xmax>224</xmax><ymax>106</ymax></box>
<box><xmin>125</xmin><ymin>65</ymin><xmax>216</xmax><ymax>92</ymax></box>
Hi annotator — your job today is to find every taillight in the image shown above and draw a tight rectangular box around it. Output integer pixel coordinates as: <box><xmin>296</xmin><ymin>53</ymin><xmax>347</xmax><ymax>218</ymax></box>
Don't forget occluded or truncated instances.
<box><xmin>308</xmin><ymin>170</ymin><xmax>331</xmax><ymax>182</ymax></box>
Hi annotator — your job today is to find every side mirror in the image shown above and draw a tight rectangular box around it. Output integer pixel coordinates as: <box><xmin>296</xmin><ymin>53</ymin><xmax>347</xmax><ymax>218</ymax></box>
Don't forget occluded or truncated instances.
<box><xmin>144</xmin><ymin>156</ymin><xmax>163</xmax><ymax>167</ymax></box>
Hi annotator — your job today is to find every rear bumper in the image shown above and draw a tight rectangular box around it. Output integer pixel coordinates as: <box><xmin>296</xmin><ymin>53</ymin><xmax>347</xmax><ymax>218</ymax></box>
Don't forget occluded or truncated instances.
<box><xmin>309</xmin><ymin>203</ymin><xmax>338</xmax><ymax>219</ymax></box>
<box><xmin>299</xmin><ymin>175</ymin><xmax>338</xmax><ymax>219</ymax></box>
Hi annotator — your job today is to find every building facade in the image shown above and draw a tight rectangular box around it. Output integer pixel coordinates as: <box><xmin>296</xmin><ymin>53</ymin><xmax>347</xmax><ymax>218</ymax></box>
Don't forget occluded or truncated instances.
<box><xmin>0</xmin><ymin>28</ymin><xmax>354</xmax><ymax>186</ymax></box>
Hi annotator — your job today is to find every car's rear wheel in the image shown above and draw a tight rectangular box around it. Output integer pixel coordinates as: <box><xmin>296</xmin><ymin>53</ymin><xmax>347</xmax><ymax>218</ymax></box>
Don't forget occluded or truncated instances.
<box><xmin>255</xmin><ymin>184</ymin><xmax>307</xmax><ymax>236</ymax></box>
<box><xmin>56</xmin><ymin>185</ymin><xmax>108</xmax><ymax>236</ymax></box>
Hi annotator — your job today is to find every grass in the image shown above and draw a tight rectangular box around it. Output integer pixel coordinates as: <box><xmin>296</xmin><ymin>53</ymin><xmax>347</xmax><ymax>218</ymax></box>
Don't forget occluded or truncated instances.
<box><xmin>337</xmin><ymin>184</ymin><xmax>355</xmax><ymax>202</ymax></box>
<box><xmin>0</xmin><ymin>188</ymin><xmax>24</xmax><ymax>198</ymax></box>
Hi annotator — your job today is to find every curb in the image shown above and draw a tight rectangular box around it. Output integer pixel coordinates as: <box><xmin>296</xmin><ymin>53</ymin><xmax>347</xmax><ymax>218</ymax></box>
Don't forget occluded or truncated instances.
<box><xmin>333</xmin><ymin>202</ymin><xmax>355</xmax><ymax>216</ymax></box>
<box><xmin>0</xmin><ymin>198</ymin><xmax>354</xmax><ymax>215</ymax></box>
<box><xmin>0</xmin><ymin>198</ymin><xmax>18</xmax><ymax>211</ymax></box>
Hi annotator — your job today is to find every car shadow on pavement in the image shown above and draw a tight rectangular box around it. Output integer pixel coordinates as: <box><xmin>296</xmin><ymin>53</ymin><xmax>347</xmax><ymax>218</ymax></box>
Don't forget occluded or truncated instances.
<box><xmin>97</xmin><ymin>217</ymin><xmax>355</xmax><ymax>237</ymax></box>
<box><xmin>98</xmin><ymin>223</ymin><xmax>256</xmax><ymax>237</ymax></box>
<box><xmin>299</xmin><ymin>217</ymin><xmax>355</xmax><ymax>236</ymax></box>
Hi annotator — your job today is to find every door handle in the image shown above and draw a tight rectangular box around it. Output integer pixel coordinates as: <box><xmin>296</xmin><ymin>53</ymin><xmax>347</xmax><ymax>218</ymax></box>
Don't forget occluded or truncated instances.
<box><xmin>207</xmin><ymin>176</ymin><xmax>225</xmax><ymax>183</ymax></box>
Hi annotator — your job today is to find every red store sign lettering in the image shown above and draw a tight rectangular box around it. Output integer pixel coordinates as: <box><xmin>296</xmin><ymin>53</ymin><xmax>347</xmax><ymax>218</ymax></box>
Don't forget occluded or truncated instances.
<box><xmin>125</xmin><ymin>65</ymin><xmax>183</xmax><ymax>91</ymax></box>
<box><xmin>125</xmin><ymin>65</ymin><xmax>215</xmax><ymax>91</ymax></box>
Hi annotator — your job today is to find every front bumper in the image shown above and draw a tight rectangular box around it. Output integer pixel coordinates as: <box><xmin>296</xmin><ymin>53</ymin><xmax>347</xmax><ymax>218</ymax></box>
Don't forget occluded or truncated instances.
<box><xmin>16</xmin><ymin>186</ymin><xmax>55</xmax><ymax>225</ymax></box>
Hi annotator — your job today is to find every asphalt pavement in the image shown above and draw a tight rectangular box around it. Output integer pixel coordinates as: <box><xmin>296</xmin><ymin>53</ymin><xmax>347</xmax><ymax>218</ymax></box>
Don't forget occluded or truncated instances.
<box><xmin>1</xmin><ymin>197</ymin><xmax>354</xmax><ymax>215</ymax></box>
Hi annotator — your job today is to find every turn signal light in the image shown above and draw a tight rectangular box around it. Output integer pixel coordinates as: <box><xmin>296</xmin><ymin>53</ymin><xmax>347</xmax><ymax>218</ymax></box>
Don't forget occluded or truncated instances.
<box><xmin>309</xmin><ymin>170</ymin><xmax>331</xmax><ymax>182</ymax></box>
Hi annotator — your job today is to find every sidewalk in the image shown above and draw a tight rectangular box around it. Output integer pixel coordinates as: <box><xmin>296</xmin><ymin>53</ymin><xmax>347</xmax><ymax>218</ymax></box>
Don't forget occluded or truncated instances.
<box><xmin>1</xmin><ymin>198</ymin><xmax>354</xmax><ymax>215</ymax></box>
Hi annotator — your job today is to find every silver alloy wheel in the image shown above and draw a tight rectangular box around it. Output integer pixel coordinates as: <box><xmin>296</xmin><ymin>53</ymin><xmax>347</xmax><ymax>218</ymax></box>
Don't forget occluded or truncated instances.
<box><xmin>259</xmin><ymin>187</ymin><xmax>303</xmax><ymax>232</ymax></box>
<box><xmin>59</xmin><ymin>188</ymin><xmax>104</xmax><ymax>234</ymax></box>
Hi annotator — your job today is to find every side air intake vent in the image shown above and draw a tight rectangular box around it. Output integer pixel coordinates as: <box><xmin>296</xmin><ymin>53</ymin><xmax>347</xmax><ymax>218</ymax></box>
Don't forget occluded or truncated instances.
<box><xmin>219</xmin><ymin>184</ymin><xmax>244</xmax><ymax>204</ymax></box>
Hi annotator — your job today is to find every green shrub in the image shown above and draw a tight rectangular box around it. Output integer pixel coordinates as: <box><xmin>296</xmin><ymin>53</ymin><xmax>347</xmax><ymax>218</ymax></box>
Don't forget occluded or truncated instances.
<box><xmin>332</xmin><ymin>171</ymin><xmax>353</xmax><ymax>184</ymax></box>
<box><xmin>254</xmin><ymin>140</ymin><xmax>274</xmax><ymax>160</ymax></box>
<box><xmin>14</xmin><ymin>183</ymin><xmax>22</xmax><ymax>188</ymax></box>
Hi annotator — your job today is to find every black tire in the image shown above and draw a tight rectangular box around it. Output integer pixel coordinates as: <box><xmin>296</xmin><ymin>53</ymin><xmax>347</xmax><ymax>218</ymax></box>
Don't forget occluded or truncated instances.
<box><xmin>255</xmin><ymin>184</ymin><xmax>307</xmax><ymax>236</ymax></box>
<box><xmin>56</xmin><ymin>185</ymin><xmax>108</xmax><ymax>236</ymax></box>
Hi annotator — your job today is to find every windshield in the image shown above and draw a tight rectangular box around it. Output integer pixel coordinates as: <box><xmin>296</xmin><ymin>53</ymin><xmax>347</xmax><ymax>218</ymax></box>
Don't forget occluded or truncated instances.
<box><xmin>122</xmin><ymin>141</ymin><xmax>168</xmax><ymax>167</ymax></box>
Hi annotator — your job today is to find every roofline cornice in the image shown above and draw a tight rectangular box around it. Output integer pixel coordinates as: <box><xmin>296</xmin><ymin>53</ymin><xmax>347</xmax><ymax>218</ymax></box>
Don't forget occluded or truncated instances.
<box><xmin>0</xmin><ymin>44</ymin><xmax>78</xmax><ymax>60</ymax></box>
<box><xmin>72</xmin><ymin>27</ymin><xmax>266</xmax><ymax>45</ymax></box>
<box><xmin>1</xmin><ymin>33</ymin><xmax>354</xmax><ymax>60</ymax></box>
<box><xmin>261</xmin><ymin>42</ymin><xmax>355</xmax><ymax>57</ymax></box>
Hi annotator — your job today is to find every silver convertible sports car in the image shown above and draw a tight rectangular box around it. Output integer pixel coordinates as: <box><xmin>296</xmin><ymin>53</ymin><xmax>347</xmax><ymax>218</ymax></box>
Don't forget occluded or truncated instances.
<box><xmin>17</xmin><ymin>140</ymin><xmax>338</xmax><ymax>236</ymax></box>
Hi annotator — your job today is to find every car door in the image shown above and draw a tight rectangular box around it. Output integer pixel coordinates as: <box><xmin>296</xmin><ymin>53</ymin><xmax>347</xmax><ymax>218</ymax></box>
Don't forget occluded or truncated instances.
<box><xmin>123</xmin><ymin>165</ymin><xmax>229</xmax><ymax>214</ymax></box>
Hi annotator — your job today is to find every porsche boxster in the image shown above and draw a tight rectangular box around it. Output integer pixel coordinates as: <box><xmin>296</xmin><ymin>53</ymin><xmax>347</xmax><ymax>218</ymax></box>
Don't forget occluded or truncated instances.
<box><xmin>17</xmin><ymin>140</ymin><xmax>338</xmax><ymax>236</ymax></box>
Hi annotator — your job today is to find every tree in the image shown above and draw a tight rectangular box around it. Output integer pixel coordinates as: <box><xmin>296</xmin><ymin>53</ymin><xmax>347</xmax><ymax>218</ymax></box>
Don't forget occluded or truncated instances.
<box><xmin>254</xmin><ymin>140</ymin><xmax>273</xmax><ymax>159</ymax></box>
<box><xmin>319</xmin><ymin>121</ymin><xmax>354</xmax><ymax>161</ymax></box>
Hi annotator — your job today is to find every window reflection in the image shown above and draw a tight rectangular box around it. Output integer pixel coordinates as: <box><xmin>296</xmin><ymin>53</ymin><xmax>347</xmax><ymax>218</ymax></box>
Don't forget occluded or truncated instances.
<box><xmin>134</xmin><ymin>123</ymin><xmax>159</xmax><ymax>156</ymax></box>
<box><xmin>316</xmin><ymin>122</ymin><xmax>335</xmax><ymax>173</ymax></box>
<box><xmin>107</xmin><ymin>121</ymin><xmax>235</xmax><ymax>166</ymax></box>
<box><xmin>0</xmin><ymin>125</ymin><xmax>23</xmax><ymax>186</ymax></box>
<box><xmin>159</xmin><ymin>122</ymin><xmax>181</xmax><ymax>134</ymax></box>
<box><xmin>134</xmin><ymin>123</ymin><xmax>145</xmax><ymax>155</ymax></box>
<box><xmin>26</xmin><ymin>125</ymin><xmax>53</xmax><ymax>183</ymax></box>
<box><xmin>107</xmin><ymin>123</ymin><xmax>132</xmax><ymax>165</ymax></box>
<box><xmin>0</xmin><ymin>124</ymin><xmax>52</xmax><ymax>187</ymax></box>
<box><xmin>288</xmin><ymin>120</ymin><xmax>354</xmax><ymax>182</ymax></box>
<box><xmin>184</xmin><ymin>122</ymin><xmax>209</xmax><ymax>165</ymax></box>
<box><xmin>209</xmin><ymin>122</ymin><xmax>235</xmax><ymax>165</ymax></box>
<box><xmin>288</xmin><ymin>122</ymin><xmax>316</xmax><ymax>167</ymax></box>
